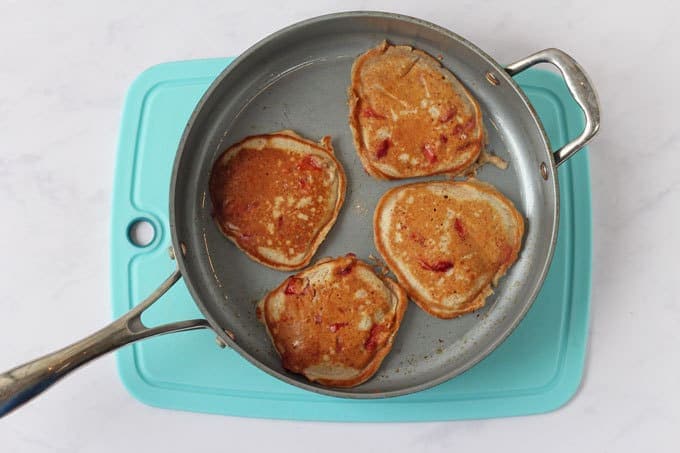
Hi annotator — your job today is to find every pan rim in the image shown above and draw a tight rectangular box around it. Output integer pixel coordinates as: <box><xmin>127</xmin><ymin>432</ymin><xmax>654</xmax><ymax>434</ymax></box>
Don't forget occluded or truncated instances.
<box><xmin>169</xmin><ymin>10</ymin><xmax>560</xmax><ymax>399</ymax></box>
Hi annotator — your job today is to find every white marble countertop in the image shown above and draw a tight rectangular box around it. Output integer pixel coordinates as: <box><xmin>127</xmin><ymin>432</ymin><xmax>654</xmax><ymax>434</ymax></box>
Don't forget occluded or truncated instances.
<box><xmin>1</xmin><ymin>1</ymin><xmax>678</xmax><ymax>451</ymax></box>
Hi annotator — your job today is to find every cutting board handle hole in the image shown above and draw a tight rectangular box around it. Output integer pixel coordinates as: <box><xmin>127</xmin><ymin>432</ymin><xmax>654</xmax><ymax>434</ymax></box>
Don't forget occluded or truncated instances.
<box><xmin>128</xmin><ymin>219</ymin><xmax>155</xmax><ymax>247</ymax></box>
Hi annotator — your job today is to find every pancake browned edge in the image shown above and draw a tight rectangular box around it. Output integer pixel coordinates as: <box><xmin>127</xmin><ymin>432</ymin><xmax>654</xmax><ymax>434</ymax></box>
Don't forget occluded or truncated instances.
<box><xmin>348</xmin><ymin>41</ymin><xmax>484</xmax><ymax>179</ymax></box>
<box><xmin>374</xmin><ymin>180</ymin><xmax>524</xmax><ymax>319</ymax></box>
<box><xmin>257</xmin><ymin>254</ymin><xmax>408</xmax><ymax>388</ymax></box>
<box><xmin>209</xmin><ymin>130</ymin><xmax>346</xmax><ymax>271</ymax></box>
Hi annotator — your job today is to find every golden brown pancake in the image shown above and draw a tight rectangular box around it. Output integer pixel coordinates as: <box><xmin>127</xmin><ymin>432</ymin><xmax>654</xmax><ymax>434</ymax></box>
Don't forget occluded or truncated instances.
<box><xmin>374</xmin><ymin>180</ymin><xmax>524</xmax><ymax>319</ymax></box>
<box><xmin>209</xmin><ymin>131</ymin><xmax>346</xmax><ymax>271</ymax></box>
<box><xmin>348</xmin><ymin>41</ymin><xmax>485</xmax><ymax>179</ymax></box>
<box><xmin>257</xmin><ymin>254</ymin><xmax>408</xmax><ymax>387</ymax></box>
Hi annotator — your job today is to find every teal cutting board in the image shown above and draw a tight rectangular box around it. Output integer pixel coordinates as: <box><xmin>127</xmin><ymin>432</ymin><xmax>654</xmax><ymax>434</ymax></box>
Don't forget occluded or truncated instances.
<box><xmin>111</xmin><ymin>58</ymin><xmax>592</xmax><ymax>421</ymax></box>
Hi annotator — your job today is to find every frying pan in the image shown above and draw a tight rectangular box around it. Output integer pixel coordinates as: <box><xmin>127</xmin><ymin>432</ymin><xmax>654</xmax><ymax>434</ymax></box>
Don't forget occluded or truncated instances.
<box><xmin>0</xmin><ymin>11</ymin><xmax>599</xmax><ymax>416</ymax></box>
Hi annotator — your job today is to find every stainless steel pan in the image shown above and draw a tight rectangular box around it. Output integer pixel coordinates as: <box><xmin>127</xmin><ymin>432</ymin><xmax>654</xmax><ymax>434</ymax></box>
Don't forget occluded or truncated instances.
<box><xmin>0</xmin><ymin>11</ymin><xmax>599</xmax><ymax>416</ymax></box>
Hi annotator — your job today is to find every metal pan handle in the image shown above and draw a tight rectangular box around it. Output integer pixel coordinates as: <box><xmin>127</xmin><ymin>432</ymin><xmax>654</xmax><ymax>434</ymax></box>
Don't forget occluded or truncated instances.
<box><xmin>506</xmin><ymin>48</ymin><xmax>601</xmax><ymax>166</ymax></box>
<box><xmin>0</xmin><ymin>269</ymin><xmax>209</xmax><ymax>418</ymax></box>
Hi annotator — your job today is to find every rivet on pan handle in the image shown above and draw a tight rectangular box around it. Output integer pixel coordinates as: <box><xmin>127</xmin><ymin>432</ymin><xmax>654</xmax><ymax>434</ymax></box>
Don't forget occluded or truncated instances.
<box><xmin>0</xmin><ymin>269</ymin><xmax>210</xmax><ymax>418</ymax></box>
<box><xmin>506</xmin><ymin>48</ymin><xmax>601</xmax><ymax>166</ymax></box>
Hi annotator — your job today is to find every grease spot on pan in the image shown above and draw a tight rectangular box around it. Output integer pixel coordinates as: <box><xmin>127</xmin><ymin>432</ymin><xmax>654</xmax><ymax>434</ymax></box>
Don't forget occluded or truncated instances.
<box><xmin>203</xmin><ymin>230</ymin><xmax>223</xmax><ymax>287</ymax></box>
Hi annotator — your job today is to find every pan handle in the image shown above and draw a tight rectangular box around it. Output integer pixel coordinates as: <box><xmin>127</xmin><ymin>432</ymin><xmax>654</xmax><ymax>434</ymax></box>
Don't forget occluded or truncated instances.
<box><xmin>505</xmin><ymin>48</ymin><xmax>601</xmax><ymax>166</ymax></box>
<box><xmin>0</xmin><ymin>269</ymin><xmax>210</xmax><ymax>418</ymax></box>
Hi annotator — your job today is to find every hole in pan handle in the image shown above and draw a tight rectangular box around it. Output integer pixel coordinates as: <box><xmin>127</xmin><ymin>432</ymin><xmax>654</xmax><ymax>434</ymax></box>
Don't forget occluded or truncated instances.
<box><xmin>505</xmin><ymin>48</ymin><xmax>601</xmax><ymax>167</ymax></box>
<box><xmin>0</xmin><ymin>269</ymin><xmax>209</xmax><ymax>418</ymax></box>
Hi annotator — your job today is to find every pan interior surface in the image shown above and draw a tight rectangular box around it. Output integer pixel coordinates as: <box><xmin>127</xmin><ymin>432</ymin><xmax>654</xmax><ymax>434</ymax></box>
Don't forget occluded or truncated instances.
<box><xmin>171</xmin><ymin>12</ymin><xmax>557</xmax><ymax>397</ymax></box>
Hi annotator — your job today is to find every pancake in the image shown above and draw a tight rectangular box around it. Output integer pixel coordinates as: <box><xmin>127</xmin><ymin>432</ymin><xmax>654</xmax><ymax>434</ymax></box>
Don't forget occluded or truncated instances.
<box><xmin>348</xmin><ymin>41</ymin><xmax>485</xmax><ymax>179</ymax></box>
<box><xmin>209</xmin><ymin>130</ymin><xmax>346</xmax><ymax>271</ymax></box>
<box><xmin>373</xmin><ymin>180</ymin><xmax>524</xmax><ymax>319</ymax></box>
<box><xmin>257</xmin><ymin>254</ymin><xmax>408</xmax><ymax>387</ymax></box>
